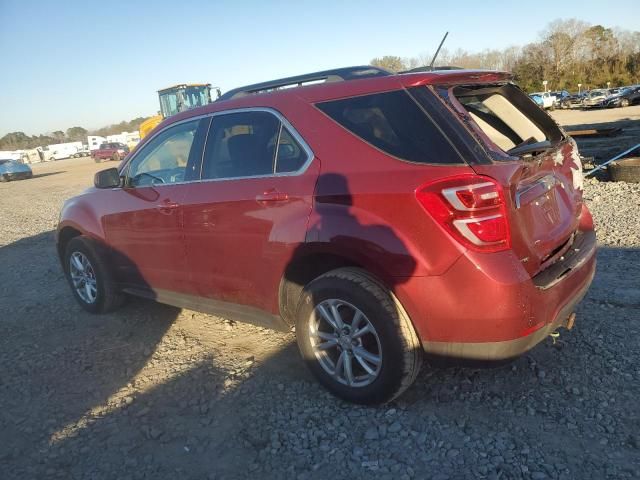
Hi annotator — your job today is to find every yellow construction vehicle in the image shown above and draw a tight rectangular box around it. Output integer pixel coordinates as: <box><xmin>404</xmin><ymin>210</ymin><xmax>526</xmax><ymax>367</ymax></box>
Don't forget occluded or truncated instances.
<box><xmin>139</xmin><ymin>84</ymin><xmax>217</xmax><ymax>139</ymax></box>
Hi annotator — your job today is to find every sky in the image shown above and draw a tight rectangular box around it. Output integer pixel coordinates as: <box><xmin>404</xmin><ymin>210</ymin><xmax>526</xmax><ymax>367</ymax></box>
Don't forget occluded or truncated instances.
<box><xmin>1</xmin><ymin>0</ymin><xmax>638</xmax><ymax>137</ymax></box>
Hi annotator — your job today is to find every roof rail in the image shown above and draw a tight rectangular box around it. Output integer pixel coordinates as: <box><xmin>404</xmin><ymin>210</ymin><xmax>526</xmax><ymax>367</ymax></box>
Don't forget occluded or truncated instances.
<box><xmin>217</xmin><ymin>66</ymin><xmax>391</xmax><ymax>101</ymax></box>
<box><xmin>400</xmin><ymin>65</ymin><xmax>464</xmax><ymax>74</ymax></box>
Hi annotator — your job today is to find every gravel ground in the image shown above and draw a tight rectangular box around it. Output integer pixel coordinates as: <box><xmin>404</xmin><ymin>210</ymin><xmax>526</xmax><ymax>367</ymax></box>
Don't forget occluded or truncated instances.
<box><xmin>1</xmin><ymin>149</ymin><xmax>639</xmax><ymax>479</ymax></box>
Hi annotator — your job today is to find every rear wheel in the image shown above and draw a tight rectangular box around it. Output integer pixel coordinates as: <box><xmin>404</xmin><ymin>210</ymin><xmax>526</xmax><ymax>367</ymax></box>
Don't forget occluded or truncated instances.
<box><xmin>94</xmin><ymin>157</ymin><xmax>102</xmax><ymax>163</ymax></box>
<box><xmin>0</xmin><ymin>174</ymin><xmax>9</xmax><ymax>182</ymax></box>
<box><xmin>295</xmin><ymin>268</ymin><xmax>422</xmax><ymax>404</ymax></box>
<box><xmin>63</xmin><ymin>236</ymin><xmax>125</xmax><ymax>313</ymax></box>
<box><xmin>112</xmin><ymin>153</ymin><xmax>121</xmax><ymax>162</ymax></box>
<box><xmin>621</xmin><ymin>98</ymin><xmax>630</xmax><ymax>107</ymax></box>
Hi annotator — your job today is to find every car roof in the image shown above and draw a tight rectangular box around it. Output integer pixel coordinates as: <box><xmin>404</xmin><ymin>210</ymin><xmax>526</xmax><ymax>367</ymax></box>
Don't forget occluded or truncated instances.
<box><xmin>162</xmin><ymin>67</ymin><xmax>512</xmax><ymax>127</ymax></box>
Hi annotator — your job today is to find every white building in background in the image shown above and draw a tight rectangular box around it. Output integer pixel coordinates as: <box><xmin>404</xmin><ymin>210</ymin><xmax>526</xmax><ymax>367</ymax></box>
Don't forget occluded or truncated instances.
<box><xmin>88</xmin><ymin>131</ymin><xmax>140</xmax><ymax>151</ymax></box>
<box><xmin>87</xmin><ymin>136</ymin><xmax>106</xmax><ymax>151</ymax></box>
<box><xmin>0</xmin><ymin>150</ymin><xmax>24</xmax><ymax>161</ymax></box>
<box><xmin>107</xmin><ymin>131</ymin><xmax>140</xmax><ymax>145</ymax></box>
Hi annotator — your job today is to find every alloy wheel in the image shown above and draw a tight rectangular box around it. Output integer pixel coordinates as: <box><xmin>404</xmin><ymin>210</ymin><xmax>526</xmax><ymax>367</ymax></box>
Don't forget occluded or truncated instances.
<box><xmin>69</xmin><ymin>251</ymin><xmax>98</xmax><ymax>304</ymax></box>
<box><xmin>308</xmin><ymin>299</ymin><xmax>382</xmax><ymax>387</ymax></box>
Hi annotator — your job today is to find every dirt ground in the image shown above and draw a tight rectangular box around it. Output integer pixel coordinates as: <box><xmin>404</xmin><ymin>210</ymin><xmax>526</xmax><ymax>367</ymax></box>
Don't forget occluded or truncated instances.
<box><xmin>1</xmin><ymin>107</ymin><xmax>639</xmax><ymax>479</ymax></box>
<box><xmin>550</xmin><ymin>105</ymin><xmax>640</xmax><ymax>163</ymax></box>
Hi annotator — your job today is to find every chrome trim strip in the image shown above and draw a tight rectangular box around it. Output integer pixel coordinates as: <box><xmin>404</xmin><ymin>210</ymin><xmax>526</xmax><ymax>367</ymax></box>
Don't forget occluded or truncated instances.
<box><xmin>515</xmin><ymin>174</ymin><xmax>557</xmax><ymax>209</ymax></box>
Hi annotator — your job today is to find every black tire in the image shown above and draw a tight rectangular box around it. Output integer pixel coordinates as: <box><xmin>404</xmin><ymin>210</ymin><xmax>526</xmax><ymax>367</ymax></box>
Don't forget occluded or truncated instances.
<box><xmin>609</xmin><ymin>157</ymin><xmax>640</xmax><ymax>183</ymax></box>
<box><xmin>112</xmin><ymin>153</ymin><xmax>120</xmax><ymax>162</ymax></box>
<box><xmin>63</xmin><ymin>236</ymin><xmax>125</xmax><ymax>313</ymax></box>
<box><xmin>0</xmin><ymin>174</ymin><xmax>9</xmax><ymax>182</ymax></box>
<box><xmin>295</xmin><ymin>267</ymin><xmax>422</xmax><ymax>405</ymax></box>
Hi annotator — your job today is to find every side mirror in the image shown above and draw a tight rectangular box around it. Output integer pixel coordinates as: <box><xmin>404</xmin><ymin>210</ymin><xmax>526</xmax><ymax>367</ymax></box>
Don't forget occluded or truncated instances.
<box><xmin>94</xmin><ymin>168</ymin><xmax>121</xmax><ymax>189</ymax></box>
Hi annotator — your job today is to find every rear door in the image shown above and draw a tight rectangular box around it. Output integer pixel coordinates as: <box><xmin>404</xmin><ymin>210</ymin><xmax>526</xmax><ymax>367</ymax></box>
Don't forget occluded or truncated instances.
<box><xmin>182</xmin><ymin>109</ymin><xmax>318</xmax><ymax>313</ymax></box>
<box><xmin>434</xmin><ymin>83</ymin><xmax>584</xmax><ymax>275</ymax></box>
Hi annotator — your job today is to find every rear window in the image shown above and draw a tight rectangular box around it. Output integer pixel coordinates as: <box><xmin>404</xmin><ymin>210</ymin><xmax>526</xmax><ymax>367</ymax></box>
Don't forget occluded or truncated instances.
<box><xmin>440</xmin><ymin>84</ymin><xmax>564</xmax><ymax>157</ymax></box>
<box><xmin>316</xmin><ymin>90</ymin><xmax>463</xmax><ymax>164</ymax></box>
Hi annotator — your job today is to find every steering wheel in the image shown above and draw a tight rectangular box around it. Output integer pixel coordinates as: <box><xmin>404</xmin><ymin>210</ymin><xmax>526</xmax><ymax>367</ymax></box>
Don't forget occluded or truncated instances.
<box><xmin>134</xmin><ymin>172</ymin><xmax>165</xmax><ymax>186</ymax></box>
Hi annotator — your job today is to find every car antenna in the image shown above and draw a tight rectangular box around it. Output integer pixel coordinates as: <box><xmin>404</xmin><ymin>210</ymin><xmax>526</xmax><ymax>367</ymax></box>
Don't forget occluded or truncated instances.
<box><xmin>429</xmin><ymin>31</ymin><xmax>449</xmax><ymax>70</ymax></box>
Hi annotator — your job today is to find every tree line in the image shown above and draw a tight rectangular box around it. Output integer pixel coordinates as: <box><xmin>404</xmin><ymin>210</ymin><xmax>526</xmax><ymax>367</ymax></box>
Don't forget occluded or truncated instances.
<box><xmin>0</xmin><ymin>117</ymin><xmax>150</xmax><ymax>151</ymax></box>
<box><xmin>371</xmin><ymin>19</ymin><xmax>640</xmax><ymax>93</ymax></box>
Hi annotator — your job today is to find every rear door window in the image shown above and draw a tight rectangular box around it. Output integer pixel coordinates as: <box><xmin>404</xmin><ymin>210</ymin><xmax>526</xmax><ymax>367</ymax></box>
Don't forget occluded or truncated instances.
<box><xmin>275</xmin><ymin>127</ymin><xmax>308</xmax><ymax>173</ymax></box>
<box><xmin>316</xmin><ymin>90</ymin><xmax>464</xmax><ymax>165</ymax></box>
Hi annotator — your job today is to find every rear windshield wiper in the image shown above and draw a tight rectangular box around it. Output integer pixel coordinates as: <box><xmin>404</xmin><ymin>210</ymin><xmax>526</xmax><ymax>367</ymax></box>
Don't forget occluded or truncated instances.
<box><xmin>507</xmin><ymin>138</ymin><xmax>551</xmax><ymax>157</ymax></box>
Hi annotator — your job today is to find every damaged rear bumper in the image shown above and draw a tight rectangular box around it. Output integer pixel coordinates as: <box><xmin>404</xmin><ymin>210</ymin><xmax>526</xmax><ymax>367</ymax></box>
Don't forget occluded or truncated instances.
<box><xmin>421</xmin><ymin>264</ymin><xmax>594</xmax><ymax>360</ymax></box>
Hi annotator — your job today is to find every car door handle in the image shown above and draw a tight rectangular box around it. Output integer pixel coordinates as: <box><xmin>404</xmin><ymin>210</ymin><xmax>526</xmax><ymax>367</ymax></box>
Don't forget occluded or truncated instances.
<box><xmin>156</xmin><ymin>200</ymin><xmax>180</xmax><ymax>214</ymax></box>
<box><xmin>255</xmin><ymin>190</ymin><xmax>289</xmax><ymax>203</ymax></box>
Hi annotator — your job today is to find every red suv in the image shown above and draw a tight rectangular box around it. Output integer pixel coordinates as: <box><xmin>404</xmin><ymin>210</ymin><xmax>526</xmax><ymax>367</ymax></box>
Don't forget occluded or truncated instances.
<box><xmin>57</xmin><ymin>66</ymin><xmax>596</xmax><ymax>404</ymax></box>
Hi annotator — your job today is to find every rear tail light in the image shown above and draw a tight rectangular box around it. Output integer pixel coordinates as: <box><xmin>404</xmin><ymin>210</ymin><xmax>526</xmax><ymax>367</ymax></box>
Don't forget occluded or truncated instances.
<box><xmin>415</xmin><ymin>175</ymin><xmax>511</xmax><ymax>252</ymax></box>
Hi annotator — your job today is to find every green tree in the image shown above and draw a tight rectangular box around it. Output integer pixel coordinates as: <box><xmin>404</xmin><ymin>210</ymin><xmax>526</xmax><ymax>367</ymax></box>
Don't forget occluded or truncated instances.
<box><xmin>370</xmin><ymin>56</ymin><xmax>407</xmax><ymax>73</ymax></box>
<box><xmin>66</xmin><ymin>126</ymin><xmax>88</xmax><ymax>142</ymax></box>
<box><xmin>52</xmin><ymin>131</ymin><xmax>66</xmax><ymax>142</ymax></box>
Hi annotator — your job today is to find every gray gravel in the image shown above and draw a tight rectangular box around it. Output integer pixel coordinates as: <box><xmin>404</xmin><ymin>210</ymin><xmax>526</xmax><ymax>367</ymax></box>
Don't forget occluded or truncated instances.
<box><xmin>0</xmin><ymin>158</ymin><xmax>639</xmax><ymax>479</ymax></box>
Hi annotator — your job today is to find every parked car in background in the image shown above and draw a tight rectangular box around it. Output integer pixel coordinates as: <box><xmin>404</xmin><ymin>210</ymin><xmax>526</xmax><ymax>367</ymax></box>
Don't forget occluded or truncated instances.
<box><xmin>582</xmin><ymin>89</ymin><xmax>609</xmax><ymax>108</ymax></box>
<box><xmin>530</xmin><ymin>91</ymin><xmax>556</xmax><ymax>109</ymax></box>
<box><xmin>71</xmin><ymin>145</ymin><xmax>91</xmax><ymax>158</ymax></box>
<box><xmin>57</xmin><ymin>66</ymin><xmax>596</xmax><ymax>404</ymax></box>
<box><xmin>91</xmin><ymin>142</ymin><xmax>130</xmax><ymax>163</ymax></box>
<box><xmin>530</xmin><ymin>93</ymin><xmax>544</xmax><ymax>108</ymax></box>
<box><xmin>560</xmin><ymin>92</ymin><xmax>587</xmax><ymax>109</ymax></box>
<box><xmin>604</xmin><ymin>86</ymin><xmax>640</xmax><ymax>108</ymax></box>
<box><xmin>0</xmin><ymin>159</ymin><xmax>33</xmax><ymax>181</ymax></box>
<box><xmin>550</xmin><ymin>90</ymin><xmax>570</xmax><ymax>108</ymax></box>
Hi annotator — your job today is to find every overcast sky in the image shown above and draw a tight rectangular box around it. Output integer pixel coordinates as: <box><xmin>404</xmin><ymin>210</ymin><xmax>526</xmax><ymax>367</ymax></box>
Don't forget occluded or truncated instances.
<box><xmin>1</xmin><ymin>0</ymin><xmax>638</xmax><ymax>136</ymax></box>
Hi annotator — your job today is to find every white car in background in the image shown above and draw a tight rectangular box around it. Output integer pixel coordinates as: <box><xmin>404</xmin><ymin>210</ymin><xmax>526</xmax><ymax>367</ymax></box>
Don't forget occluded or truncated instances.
<box><xmin>530</xmin><ymin>91</ymin><xmax>557</xmax><ymax>110</ymax></box>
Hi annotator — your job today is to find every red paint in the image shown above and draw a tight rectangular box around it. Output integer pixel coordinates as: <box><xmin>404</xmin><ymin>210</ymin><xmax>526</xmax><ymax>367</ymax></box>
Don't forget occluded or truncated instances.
<box><xmin>57</xmin><ymin>69</ymin><xmax>596</xmax><ymax>353</ymax></box>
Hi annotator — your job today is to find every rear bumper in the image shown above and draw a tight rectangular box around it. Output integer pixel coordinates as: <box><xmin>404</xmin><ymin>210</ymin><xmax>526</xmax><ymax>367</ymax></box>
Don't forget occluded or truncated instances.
<box><xmin>394</xmin><ymin>227</ymin><xmax>597</xmax><ymax>360</ymax></box>
<box><xmin>421</xmin><ymin>263</ymin><xmax>594</xmax><ymax>360</ymax></box>
<box><xmin>4</xmin><ymin>171</ymin><xmax>32</xmax><ymax>180</ymax></box>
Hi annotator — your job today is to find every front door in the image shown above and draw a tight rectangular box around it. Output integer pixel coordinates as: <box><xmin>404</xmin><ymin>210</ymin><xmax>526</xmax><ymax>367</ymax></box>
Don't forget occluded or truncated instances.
<box><xmin>182</xmin><ymin>110</ymin><xmax>318</xmax><ymax>313</ymax></box>
<box><xmin>103</xmin><ymin>118</ymin><xmax>207</xmax><ymax>294</ymax></box>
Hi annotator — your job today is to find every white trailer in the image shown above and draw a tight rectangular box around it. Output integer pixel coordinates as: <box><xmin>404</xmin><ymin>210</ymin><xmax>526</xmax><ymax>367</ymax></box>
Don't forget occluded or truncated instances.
<box><xmin>87</xmin><ymin>136</ymin><xmax>106</xmax><ymax>151</ymax></box>
<box><xmin>42</xmin><ymin>142</ymin><xmax>83</xmax><ymax>161</ymax></box>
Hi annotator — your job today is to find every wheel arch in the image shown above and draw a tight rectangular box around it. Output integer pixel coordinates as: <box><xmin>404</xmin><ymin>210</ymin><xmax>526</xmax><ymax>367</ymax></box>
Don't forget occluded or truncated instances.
<box><xmin>57</xmin><ymin>225</ymin><xmax>83</xmax><ymax>261</ymax></box>
<box><xmin>278</xmin><ymin>244</ymin><xmax>407</xmax><ymax>327</ymax></box>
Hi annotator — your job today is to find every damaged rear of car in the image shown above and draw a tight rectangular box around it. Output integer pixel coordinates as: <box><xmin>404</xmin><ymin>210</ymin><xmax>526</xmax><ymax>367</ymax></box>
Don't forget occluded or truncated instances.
<box><xmin>404</xmin><ymin>73</ymin><xmax>596</xmax><ymax>360</ymax></box>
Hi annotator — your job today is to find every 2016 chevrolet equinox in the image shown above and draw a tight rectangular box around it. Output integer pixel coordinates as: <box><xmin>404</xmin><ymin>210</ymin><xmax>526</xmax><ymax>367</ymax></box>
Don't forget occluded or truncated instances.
<box><xmin>57</xmin><ymin>66</ymin><xmax>596</xmax><ymax>404</ymax></box>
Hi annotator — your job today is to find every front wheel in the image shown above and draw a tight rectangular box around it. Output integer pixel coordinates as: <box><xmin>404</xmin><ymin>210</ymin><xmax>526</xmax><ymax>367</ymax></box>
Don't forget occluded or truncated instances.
<box><xmin>621</xmin><ymin>98</ymin><xmax>630</xmax><ymax>107</ymax></box>
<box><xmin>112</xmin><ymin>153</ymin><xmax>121</xmax><ymax>162</ymax></box>
<box><xmin>295</xmin><ymin>268</ymin><xmax>422</xmax><ymax>405</ymax></box>
<box><xmin>63</xmin><ymin>236</ymin><xmax>125</xmax><ymax>313</ymax></box>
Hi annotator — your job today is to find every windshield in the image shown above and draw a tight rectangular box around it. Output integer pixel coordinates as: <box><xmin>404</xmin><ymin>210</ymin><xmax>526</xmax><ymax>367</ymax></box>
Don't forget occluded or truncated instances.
<box><xmin>159</xmin><ymin>91</ymin><xmax>180</xmax><ymax>117</ymax></box>
<box><xmin>182</xmin><ymin>86</ymin><xmax>210</xmax><ymax>109</ymax></box>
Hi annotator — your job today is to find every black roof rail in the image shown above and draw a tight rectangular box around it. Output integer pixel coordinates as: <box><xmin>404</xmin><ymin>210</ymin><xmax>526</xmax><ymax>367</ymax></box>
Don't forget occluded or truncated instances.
<box><xmin>217</xmin><ymin>66</ymin><xmax>392</xmax><ymax>101</ymax></box>
<box><xmin>400</xmin><ymin>65</ymin><xmax>464</xmax><ymax>73</ymax></box>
